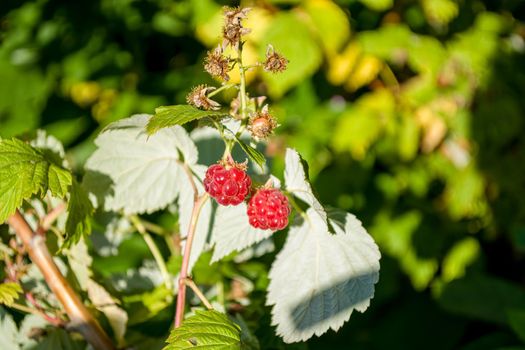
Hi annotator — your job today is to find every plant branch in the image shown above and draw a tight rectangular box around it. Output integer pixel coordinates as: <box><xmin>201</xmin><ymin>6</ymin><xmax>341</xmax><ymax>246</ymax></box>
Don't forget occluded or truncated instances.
<box><xmin>7</xmin><ymin>210</ymin><xmax>115</xmax><ymax>350</ymax></box>
<box><xmin>183</xmin><ymin>278</ymin><xmax>213</xmax><ymax>310</ymax></box>
<box><xmin>25</xmin><ymin>291</ymin><xmax>65</xmax><ymax>326</ymax></box>
<box><xmin>208</xmin><ymin>83</ymin><xmax>237</xmax><ymax>98</ymax></box>
<box><xmin>174</xmin><ymin>193</ymin><xmax>209</xmax><ymax>327</ymax></box>
<box><xmin>130</xmin><ymin>215</ymin><xmax>173</xmax><ymax>291</ymax></box>
<box><xmin>37</xmin><ymin>202</ymin><xmax>66</xmax><ymax>235</ymax></box>
<box><xmin>141</xmin><ymin>219</ymin><xmax>168</xmax><ymax>236</ymax></box>
<box><xmin>237</xmin><ymin>43</ymin><xmax>248</xmax><ymax>120</ymax></box>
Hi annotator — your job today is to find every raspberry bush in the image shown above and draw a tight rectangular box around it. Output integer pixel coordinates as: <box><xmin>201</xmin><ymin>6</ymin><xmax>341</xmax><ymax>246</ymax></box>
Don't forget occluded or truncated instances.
<box><xmin>0</xmin><ymin>6</ymin><xmax>380</xmax><ymax>350</ymax></box>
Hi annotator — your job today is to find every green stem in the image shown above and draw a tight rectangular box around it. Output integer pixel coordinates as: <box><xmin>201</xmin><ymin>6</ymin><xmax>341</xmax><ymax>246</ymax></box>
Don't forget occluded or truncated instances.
<box><xmin>237</xmin><ymin>43</ymin><xmax>248</xmax><ymax>121</ymax></box>
<box><xmin>10</xmin><ymin>302</ymin><xmax>41</xmax><ymax>315</ymax></box>
<box><xmin>183</xmin><ymin>278</ymin><xmax>213</xmax><ymax>310</ymax></box>
<box><xmin>208</xmin><ymin>83</ymin><xmax>237</xmax><ymax>98</ymax></box>
<box><xmin>141</xmin><ymin>220</ymin><xmax>168</xmax><ymax>236</ymax></box>
<box><xmin>285</xmin><ymin>194</ymin><xmax>310</xmax><ymax>223</ymax></box>
<box><xmin>130</xmin><ymin>215</ymin><xmax>173</xmax><ymax>291</ymax></box>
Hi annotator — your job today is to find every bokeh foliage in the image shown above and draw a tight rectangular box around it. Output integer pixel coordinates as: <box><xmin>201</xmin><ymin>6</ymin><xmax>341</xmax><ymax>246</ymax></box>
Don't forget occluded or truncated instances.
<box><xmin>1</xmin><ymin>0</ymin><xmax>525</xmax><ymax>349</ymax></box>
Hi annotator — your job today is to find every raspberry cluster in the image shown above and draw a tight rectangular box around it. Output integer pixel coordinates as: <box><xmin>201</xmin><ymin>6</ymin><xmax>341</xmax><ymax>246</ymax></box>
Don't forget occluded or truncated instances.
<box><xmin>204</xmin><ymin>161</ymin><xmax>290</xmax><ymax>231</ymax></box>
<box><xmin>204</xmin><ymin>163</ymin><xmax>251</xmax><ymax>206</ymax></box>
<box><xmin>247</xmin><ymin>188</ymin><xmax>290</xmax><ymax>231</ymax></box>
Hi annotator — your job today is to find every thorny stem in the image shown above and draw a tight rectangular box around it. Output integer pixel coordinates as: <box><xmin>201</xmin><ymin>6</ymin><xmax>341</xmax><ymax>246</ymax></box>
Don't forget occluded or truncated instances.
<box><xmin>183</xmin><ymin>278</ymin><xmax>213</xmax><ymax>310</ymax></box>
<box><xmin>130</xmin><ymin>215</ymin><xmax>173</xmax><ymax>291</ymax></box>
<box><xmin>7</xmin><ymin>210</ymin><xmax>114</xmax><ymax>350</ymax></box>
<box><xmin>174</xmin><ymin>193</ymin><xmax>209</xmax><ymax>328</ymax></box>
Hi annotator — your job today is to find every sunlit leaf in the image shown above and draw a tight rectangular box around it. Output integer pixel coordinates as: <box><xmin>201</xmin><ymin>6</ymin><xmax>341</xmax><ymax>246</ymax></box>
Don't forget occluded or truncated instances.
<box><xmin>0</xmin><ymin>283</ymin><xmax>22</xmax><ymax>307</ymax></box>
<box><xmin>442</xmin><ymin>238</ymin><xmax>480</xmax><ymax>282</ymax></box>
<box><xmin>284</xmin><ymin>148</ymin><xmax>325</xmax><ymax>219</ymax></box>
<box><xmin>164</xmin><ymin>310</ymin><xmax>242</xmax><ymax>350</ymax></box>
<box><xmin>267</xmin><ymin>209</ymin><xmax>380</xmax><ymax>343</ymax></box>
<box><xmin>85</xmin><ymin>114</ymin><xmax>198</xmax><ymax>215</ymax></box>
<box><xmin>147</xmin><ymin>105</ymin><xmax>229</xmax><ymax>135</ymax></box>
<box><xmin>259</xmin><ymin>12</ymin><xmax>322</xmax><ymax>98</ymax></box>
<box><xmin>0</xmin><ymin>138</ymin><xmax>71</xmax><ymax>223</ymax></box>
<box><xmin>303</xmin><ymin>0</ymin><xmax>350</xmax><ymax>54</ymax></box>
<box><xmin>86</xmin><ymin>280</ymin><xmax>128</xmax><ymax>346</ymax></box>
<box><xmin>63</xmin><ymin>180</ymin><xmax>94</xmax><ymax>249</ymax></box>
<box><xmin>359</xmin><ymin>0</ymin><xmax>393</xmax><ymax>11</ymax></box>
<box><xmin>210</xmin><ymin>202</ymin><xmax>274</xmax><ymax>263</ymax></box>
<box><xmin>0</xmin><ymin>308</ymin><xmax>21</xmax><ymax>350</ymax></box>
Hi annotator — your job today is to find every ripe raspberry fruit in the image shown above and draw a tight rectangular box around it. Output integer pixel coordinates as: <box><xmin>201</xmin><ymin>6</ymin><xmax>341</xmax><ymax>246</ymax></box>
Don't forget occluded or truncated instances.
<box><xmin>204</xmin><ymin>163</ymin><xmax>251</xmax><ymax>206</ymax></box>
<box><xmin>247</xmin><ymin>188</ymin><xmax>290</xmax><ymax>231</ymax></box>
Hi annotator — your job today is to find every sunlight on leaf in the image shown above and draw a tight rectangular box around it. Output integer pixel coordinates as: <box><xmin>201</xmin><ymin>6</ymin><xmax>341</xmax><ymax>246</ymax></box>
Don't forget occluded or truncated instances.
<box><xmin>267</xmin><ymin>209</ymin><xmax>380</xmax><ymax>343</ymax></box>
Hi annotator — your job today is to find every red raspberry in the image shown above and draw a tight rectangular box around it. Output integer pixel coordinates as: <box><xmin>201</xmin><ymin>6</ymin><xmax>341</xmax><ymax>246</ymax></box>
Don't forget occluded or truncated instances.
<box><xmin>204</xmin><ymin>163</ymin><xmax>251</xmax><ymax>206</ymax></box>
<box><xmin>247</xmin><ymin>188</ymin><xmax>290</xmax><ymax>230</ymax></box>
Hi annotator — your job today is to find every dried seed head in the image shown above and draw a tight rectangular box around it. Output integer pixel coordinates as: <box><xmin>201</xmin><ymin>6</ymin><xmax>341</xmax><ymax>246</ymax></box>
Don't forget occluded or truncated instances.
<box><xmin>263</xmin><ymin>45</ymin><xmax>288</xmax><ymax>73</ymax></box>
<box><xmin>248</xmin><ymin>105</ymin><xmax>278</xmax><ymax>139</ymax></box>
<box><xmin>186</xmin><ymin>85</ymin><xmax>221</xmax><ymax>110</ymax></box>
<box><xmin>204</xmin><ymin>45</ymin><xmax>230</xmax><ymax>81</ymax></box>
<box><xmin>222</xmin><ymin>7</ymin><xmax>251</xmax><ymax>48</ymax></box>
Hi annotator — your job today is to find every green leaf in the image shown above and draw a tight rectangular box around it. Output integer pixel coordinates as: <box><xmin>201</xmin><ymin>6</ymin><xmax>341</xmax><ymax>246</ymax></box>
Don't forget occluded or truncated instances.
<box><xmin>235</xmin><ymin>137</ymin><xmax>266</xmax><ymax>170</ymax></box>
<box><xmin>267</xmin><ymin>209</ymin><xmax>381</xmax><ymax>343</ymax></box>
<box><xmin>146</xmin><ymin>105</ymin><xmax>229</xmax><ymax>135</ymax></box>
<box><xmin>164</xmin><ymin>310</ymin><xmax>242</xmax><ymax>350</ymax></box>
<box><xmin>0</xmin><ymin>283</ymin><xmax>22</xmax><ymax>307</ymax></box>
<box><xmin>439</xmin><ymin>273</ymin><xmax>525</xmax><ymax>325</ymax></box>
<box><xmin>27</xmin><ymin>327</ymin><xmax>84</xmax><ymax>350</ymax></box>
<box><xmin>0</xmin><ymin>138</ymin><xmax>72</xmax><ymax>223</ymax></box>
<box><xmin>508</xmin><ymin>309</ymin><xmax>525</xmax><ymax>343</ymax></box>
<box><xmin>359</xmin><ymin>0</ymin><xmax>393</xmax><ymax>11</ymax></box>
<box><xmin>259</xmin><ymin>12</ymin><xmax>322</xmax><ymax>98</ymax></box>
<box><xmin>303</xmin><ymin>0</ymin><xmax>350</xmax><ymax>54</ymax></box>
<box><xmin>442</xmin><ymin>238</ymin><xmax>480</xmax><ymax>282</ymax></box>
<box><xmin>421</xmin><ymin>0</ymin><xmax>459</xmax><ymax>26</ymax></box>
<box><xmin>85</xmin><ymin>114</ymin><xmax>198</xmax><ymax>215</ymax></box>
<box><xmin>63</xmin><ymin>180</ymin><xmax>94</xmax><ymax>249</ymax></box>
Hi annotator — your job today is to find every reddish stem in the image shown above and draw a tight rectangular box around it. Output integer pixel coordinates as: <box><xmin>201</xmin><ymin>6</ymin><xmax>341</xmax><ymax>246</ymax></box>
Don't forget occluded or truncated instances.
<box><xmin>25</xmin><ymin>292</ymin><xmax>65</xmax><ymax>326</ymax></box>
<box><xmin>8</xmin><ymin>210</ymin><xmax>115</xmax><ymax>350</ymax></box>
<box><xmin>174</xmin><ymin>194</ymin><xmax>209</xmax><ymax>327</ymax></box>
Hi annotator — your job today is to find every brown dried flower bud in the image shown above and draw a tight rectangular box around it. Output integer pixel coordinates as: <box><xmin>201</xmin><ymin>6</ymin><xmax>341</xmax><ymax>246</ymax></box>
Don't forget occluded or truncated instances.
<box><xmin>248</xmin><ymin>105</ymin><xmax>277</xmax><ymax>139</ymax></box>
<box><xmin>263</xmin><ymin>45</ymin><xmax>288</xmax><ymax>73</ymax></box>
<box><xmin>186</xmin><ymin>85</ymin><xmax>221</xmax><ymax>110</ymax></box>
<box><xmin>222</xmin><ymin>7</ymin><xmax>251</xmax><ymax>48</ymax></box>
<box><xmin>204</xmin><ymin>45</ymin><xmax>230</xmax><ymax>81</ymax></box>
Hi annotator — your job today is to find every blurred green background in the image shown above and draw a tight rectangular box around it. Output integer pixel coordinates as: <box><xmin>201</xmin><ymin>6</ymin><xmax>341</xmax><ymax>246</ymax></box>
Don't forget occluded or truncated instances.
<box><xmin>2</xmin><ymin>0</ymin><xmax>525</xmax><ymax>349</ymax></box>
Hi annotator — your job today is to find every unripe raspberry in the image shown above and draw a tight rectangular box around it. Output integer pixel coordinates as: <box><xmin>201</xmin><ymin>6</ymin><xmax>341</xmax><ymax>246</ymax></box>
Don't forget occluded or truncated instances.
<box><xmin>247</xmin><ymin>188</ymin><xmax>290</xmax><ymax>231</ymax></box>
<box><xmin>248</xmin><ymin>105</ymin><xmax>277</xmax><ymax>140</ymax></box>
<box><xmin>204</xmin><ymin>162</ymin><xmax>251</xmax><ymax>206</ymax></box>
